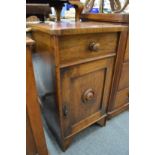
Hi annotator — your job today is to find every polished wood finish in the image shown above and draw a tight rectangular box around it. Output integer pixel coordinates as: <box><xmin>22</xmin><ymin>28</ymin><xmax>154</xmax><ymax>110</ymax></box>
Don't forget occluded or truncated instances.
<box><xmin>107</xmin><ymin>31</ymin><xmax>129</xmax><ymax>118</ymax></box>
<box><xmin>79</xmin><ymin>13</ymin><xmax>129</xmax><ymax>118</ymax></box>
<box><xmin>26</xmin><ymin>37</ymin><xmax>48</xmax><ymax>155</ymax></box>
<box><xmin>108</xmin><ymin>103</ymin><xmax>129</xmax><ymax>119</ymax></box>
<box><xmin>81</xmin><ymin>13</ymin><xmax>129</xmax><ymax>23</ymax></box>
<box><xmin>59</xmin><ymin>32</ymin><xmax>118</xmax><ymax>64</ymax></box>
<box><xmin>114</xmin><ymin>88</ymin><xmax>129</xmax><ymax>109</ymax></box>
<box><xmin>29</xmin><ymin>21</ymin><xmax>128</xmax><ymax>151</ymax></box>
<box><xmin>30</xmin><ymin>21</ymin><xmax>128</xmax><ymax>35</ymax></box>
<box><xmin>26</xmin><ymin>114</ymin><xmax>37</xmax><ymax>155</ymax></box>
<box><xmin>60</xmin><ymin>57</ymin><xmax>114</xmax><ymax>138</ymax></box>
<box><xmin>124</xmin><ymin>37</ymin><xmax>129</xmax><ymax>61</ymax></box>
<box><xmin>118</xmin><ymin>62</ymin><xmax>129</xmax><ymax>90</ymax></box>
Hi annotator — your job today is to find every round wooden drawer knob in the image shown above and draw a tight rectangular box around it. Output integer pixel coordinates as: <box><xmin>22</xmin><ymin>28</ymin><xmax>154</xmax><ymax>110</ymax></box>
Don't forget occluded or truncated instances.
<box><xmin>89</xmin><ymin>42</ymin><xmax>100</xmax><ymax>52</ymax></box>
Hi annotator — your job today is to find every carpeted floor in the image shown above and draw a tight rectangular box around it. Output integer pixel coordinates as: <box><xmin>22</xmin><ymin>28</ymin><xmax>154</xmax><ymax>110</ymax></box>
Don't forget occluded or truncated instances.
<box><xmin>43</xmin><ymin>111</ymin><xmax>129</xmax><ymax>155</ymax></box>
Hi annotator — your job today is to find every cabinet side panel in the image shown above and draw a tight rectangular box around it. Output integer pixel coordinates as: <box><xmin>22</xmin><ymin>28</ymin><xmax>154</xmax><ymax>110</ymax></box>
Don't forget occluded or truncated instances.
<box><xmin>108</xmin><ymin>32</ymin><xmax>128</xmax><ymax>113</ymax></box>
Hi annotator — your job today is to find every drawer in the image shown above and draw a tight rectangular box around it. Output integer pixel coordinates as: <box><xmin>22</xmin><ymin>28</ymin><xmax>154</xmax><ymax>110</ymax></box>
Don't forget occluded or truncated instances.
<box><xmin>124</xmin><ymin>38</ymin><xmax>129</xmax><ymax>62</ymax></box>
<box><xmin>59</xmin><ymin>33</ymin><xmax>118</xmax><ymax>64</ymax></box>
<box><xmin>114</xmin><ymin>88</ymin><xmax>129</xmax><ymax>109</ymax></box>
<box><xmin>118</xmin><ymin>62</ymin><xmax>129</xmax><ymax>90</ymax></box>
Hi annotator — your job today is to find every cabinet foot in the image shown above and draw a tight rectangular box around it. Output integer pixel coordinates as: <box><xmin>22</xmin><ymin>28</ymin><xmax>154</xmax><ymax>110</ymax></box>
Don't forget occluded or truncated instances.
<box><xmin>96</xmin><ymin>117</ymin><xmax>106</xmax><ymax>127</ymax></box>
<box><xmin>61</xmin><ymin>137</ymin><xmax>73</xmax><ymax>151</ymax></box>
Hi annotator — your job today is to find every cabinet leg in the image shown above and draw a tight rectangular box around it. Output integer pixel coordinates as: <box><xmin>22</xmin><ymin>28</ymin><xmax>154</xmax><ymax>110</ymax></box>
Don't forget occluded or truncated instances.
<box><xmin>96</xmin><ymin>117</ymin><xmax>106</xmax><ymax>127</ymax></box>
<box><xmin>61</xmin><ymin>137</ymin><xmax>73</xmax><ymax>151</ymax></box>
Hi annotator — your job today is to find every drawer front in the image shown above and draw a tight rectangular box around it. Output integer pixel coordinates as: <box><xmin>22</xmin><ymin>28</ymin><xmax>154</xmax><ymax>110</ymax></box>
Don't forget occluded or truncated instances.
<box><xmin>114</xmin><ymin>88</ymin><xmax>129</xmax><ymax>109</ymax></box>
<box><xmin>59</xmin><ymin>33</ymin><xmax>118</xmax><ymax>64</ymax></box>
<box><xmin>118</xmin><ymin>62</ymin><xmax>129</xmax><ymax>91</ymax></box>
<box><xmin>124</xmin><ymin>38</ymin><xmax>129</xmax><ymax>62</ymax></box>
<box><xmin>60</xmin><ymin>57</ymin><xmax>114</xmax><ymax>137</ymax></box>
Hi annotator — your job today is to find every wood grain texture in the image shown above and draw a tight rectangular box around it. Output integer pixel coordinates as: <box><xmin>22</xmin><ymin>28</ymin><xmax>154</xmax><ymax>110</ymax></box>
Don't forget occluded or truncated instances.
<box><xmin>26</xmin><ymin>114</ymin><xmax>37</xmax><ymax>155</ymax></box>
<box><xmin>107</xmin><ymin>32</ymin><xmax>129</xmax><ymax>118</ymax></box>
<box><xmin>60</xmin><ymin>57</ymin><xmax>114</xmax><ymax>138</ymax></box>
<box><xmin>26</xmin><ymin>37</ymin><xmax>48</xmax><ymax>155</ymax></box>
<box><xmin>114</xmin><ymin>88</ymin><xmax>129</xmax><ymax>109</ymax></box>
<box><xmin>30</xmin><ymin>21</ymin><xmax>128</xmax><ymax>36</ymax></box>
<box><xmin>26</xmin><ymin>36</ymin><xmax>35</xmax><ymax>46</ymax></box>
<box><xmin>107</xmin><ymin>32</ymin><xmax>128</xmax><ymax>113</ymax></box>
<box><xmin>118</xmin><ymin>62</ymin><xmax>129</xmax><ymax>90</ymax></box>
<box><xmin>124</xmin><ymin>37</ymin><xmax>129</xmax><ymax>61</ymax></box>
<box><xmin>81</xmin><ymin>13</ymin><xmax>129</xmax><ymax>23</ymax></box>
<box><xmin>107</xmin><ymin>103</ymin><xmax>129</xmax><ymax>119</ymax></box>
<box><xmin>59</xmin><ymin>33</ymin><xmax>118</xmax><ymax>64</ymax></box>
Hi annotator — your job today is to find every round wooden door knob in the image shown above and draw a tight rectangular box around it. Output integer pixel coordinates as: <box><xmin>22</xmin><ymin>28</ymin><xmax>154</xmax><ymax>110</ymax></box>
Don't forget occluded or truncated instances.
<box><xmin>82</xmin><ymin>88</ymin><xmax>95</xmax><ymax>104</ymax></box>
<box><xmin>89</xmin><ymin>42</ymin><xmax>100</xmax><ymax>52</ymax></box>
<box><xmin>86</xmin><ymin>91</ymin><xmax>94</xmax><ymax>100</ymax></box>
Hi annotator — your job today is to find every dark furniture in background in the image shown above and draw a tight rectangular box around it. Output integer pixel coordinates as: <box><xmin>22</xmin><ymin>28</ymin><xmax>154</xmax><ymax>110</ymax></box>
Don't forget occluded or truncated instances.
<box><xmin>26</xmin><ymin>0</ymin><xmax>84</xmax><ymax>21</ymax></box>
<box><xmin>26</xmin><ymin>0</ymin><xmax>52</xmax><ymax>21</ymax></box>
<box><xmin>26</xmin><ymin>3</ymin><xmax>51</xmax><ymax>21</ymax></box>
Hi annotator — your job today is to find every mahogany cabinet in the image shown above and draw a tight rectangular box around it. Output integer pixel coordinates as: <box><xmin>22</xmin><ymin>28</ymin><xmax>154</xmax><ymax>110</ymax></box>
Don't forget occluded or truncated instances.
<box><xmin>30</xmin><ymin>21</ymin><xmax>128</xmax><ymax>151</ymax></box>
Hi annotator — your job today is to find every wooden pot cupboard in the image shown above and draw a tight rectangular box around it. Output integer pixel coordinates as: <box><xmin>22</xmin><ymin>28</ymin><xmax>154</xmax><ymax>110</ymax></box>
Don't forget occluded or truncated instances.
<box><xmin>29</xmin><ymin>21</ymin><xmax>129</xmax><ymax>151</ymax></box>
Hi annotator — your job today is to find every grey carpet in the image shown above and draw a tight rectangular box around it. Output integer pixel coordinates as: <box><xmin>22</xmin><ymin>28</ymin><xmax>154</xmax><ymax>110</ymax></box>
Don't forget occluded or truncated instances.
<box><xmin>43</xmin><ymin>111</ymin><xmax>129</xmax><ymax>155</ymax></box>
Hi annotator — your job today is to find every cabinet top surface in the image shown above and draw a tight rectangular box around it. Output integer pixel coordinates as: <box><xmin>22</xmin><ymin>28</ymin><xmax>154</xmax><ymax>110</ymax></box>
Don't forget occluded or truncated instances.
<box><xmin>30</xmin><ymin>21</ymin><xmax>128</xmax><ymax>36</ymax></box>
<box><xmin>26</xmin><ymin>36</ymin><xmax>35</xmax><ymax>46</ymax></box>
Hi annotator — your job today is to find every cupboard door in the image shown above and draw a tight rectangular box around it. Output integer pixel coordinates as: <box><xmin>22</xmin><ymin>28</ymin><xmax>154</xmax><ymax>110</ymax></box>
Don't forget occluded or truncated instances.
<box><xmin>60</xmin><ymin>57</ymin><xmax>114</xmax><ymax>137</ymax></box>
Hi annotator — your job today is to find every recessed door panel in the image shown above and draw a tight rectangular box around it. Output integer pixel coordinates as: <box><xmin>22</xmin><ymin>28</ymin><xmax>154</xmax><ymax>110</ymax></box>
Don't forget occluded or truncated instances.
<box><xmin>60</xmin><ymin>57</ymin><xmax>114</xmax><ymax>137</ymax></box>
